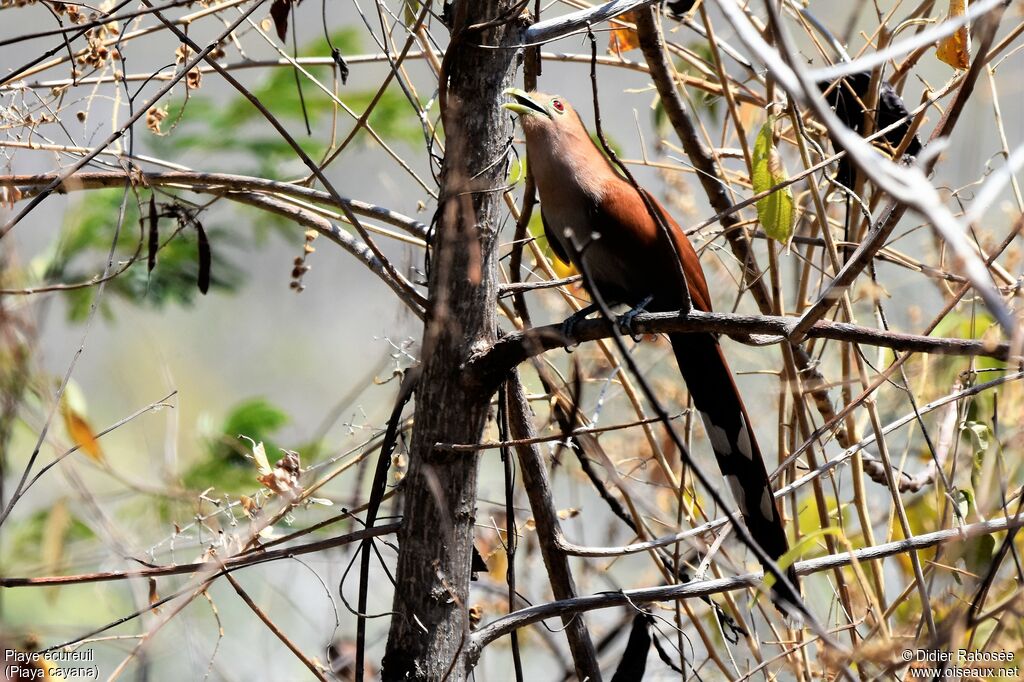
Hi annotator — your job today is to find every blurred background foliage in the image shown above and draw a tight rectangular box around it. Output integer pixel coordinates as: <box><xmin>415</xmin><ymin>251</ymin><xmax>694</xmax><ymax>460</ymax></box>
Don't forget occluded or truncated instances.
<box><xmin>151</xmin><ymin>29</ymin><xmax>425</xmax><ymax>179</ymax></box>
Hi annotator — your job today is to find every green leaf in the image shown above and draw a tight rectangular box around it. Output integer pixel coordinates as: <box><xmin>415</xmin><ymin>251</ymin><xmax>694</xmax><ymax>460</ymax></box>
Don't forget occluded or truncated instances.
<box><xmin>963</xmin><ymin>420</ymin><xmax>990</xmax><ymax>493</ymax></box>
<box><xmin>931</xmin><ymin>311</ymin><xmax>1006</xmax><ymax>373</ymax></box>
<box><xmin>964</xmin><ymin>533</ymin><xmax>996</xmax><ymax>575</ymax></box>
<box><xmin>508</xmin><ymin>155</ymin><xmax>527</xmax><ymax>185</ymax></box>
<box><xmin>217</xmin><ymin>398</ymin><xmax>289</xmax><ymax>460</ymax></box>
<box><xmin>403</xmin><ymin>0</ymin><xmax>423</xmax><ymax>25</ymax></box>
<box><xmin>953</xmin><ymin>486</ymin><xmax>995</xmax><ymax>576</ymax></box>
<box><xmin>151</xmin><ymin>29</ymin><xmax>426</xmax><ymax>170</ymax></box>
<box><xmin>183</xmin><ymin>398</ymin><xmax>291</xmax><ymax>493</ymax></box>
<box><xmin>955</xmin><ymin>488</ymin><xmax>974</xmax><ymax>519</ymax></box>
<box><xmin>589</xmin><ymin>132</ymin><xmax>621</xmax><ymax>158</ymax></box>
<box><xmin>964</xmin><ymin>421</ymin><xmax>991</xmax><ymax>454</ymax></box>
<box><xmin>7</xmin><ymin>507</ymin><xmax>94</xmax><ymax>572</ymax></box>
<box><xmin>751</xmin><ymin>116</ymin><xmax>794</xmax><ymax>244</ymax></box>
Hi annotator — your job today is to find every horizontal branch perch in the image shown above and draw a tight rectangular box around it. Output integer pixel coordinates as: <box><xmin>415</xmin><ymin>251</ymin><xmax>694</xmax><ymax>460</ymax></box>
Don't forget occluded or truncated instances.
<box><xmin>0</xmin><ymin>171</ymin><xmax>429</xmax><ymax>239</ymax></box>
<box><xmin>467</xmin><ymin>514</ymin><xmax>1024</xmax><ymax>661</ymax></box>
<box><xmin>0</xmin><ymin>523</ymin><xmax>400</xmax><ymax>588</ymax></box>
<box><xmin>469</xmin><ymin>309</ymin><xmax>1013</xmax><ymax>386</ymax></box>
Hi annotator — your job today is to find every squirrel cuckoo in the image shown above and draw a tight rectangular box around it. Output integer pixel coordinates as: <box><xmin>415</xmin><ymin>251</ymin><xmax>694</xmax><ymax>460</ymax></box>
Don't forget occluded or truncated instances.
<box><xmin>504</xmin><ymin>89</ymin><xmax>798</xmax><ymax>607</ymax></box>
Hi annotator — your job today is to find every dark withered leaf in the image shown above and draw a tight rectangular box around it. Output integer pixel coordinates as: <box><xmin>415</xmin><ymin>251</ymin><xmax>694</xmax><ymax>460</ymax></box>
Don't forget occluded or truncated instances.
<box><xmin>470</xmin><ymin>544</ymin><xmax>487</xmax><ymax>581</ymax></box>
<box><xmin>196</xmin><ymin>221</ymin><xmax>211</xmax><ymax>294</ymax></box>
<box><xmin>817</xmin><ymin>71</ymin><xmax>922</xmax><ymax>188</ymax></box>
<box><xmin>269</xmin><ymin>0</ymin><xmax>294</xmax><ymax>42</ymax></box>
<box><xmin>666</xmin><ymin>0</ymin><xmax>698</xmax><ymax>15</ymax></box>
<box><xmin>332</xmin><ymin>47</ymin><xmax>349</xmax><ymax>85</ymax></box>
<box><xmin>147</xmin><ymin>194</ymin><xmax>158</xmax><ymax>272</ymax></box>
<box><xmin>471</xmin><ymin>545</ymin><xmax>487</xmax><ymax>573</ymax></box>
<box><xmin>611</xmin><ymin>612</ymin><xmax>651</xmax><ymax>682</ymax></box>
<box><xmin>651</xmin><ymin>628</ymin><xmax>685</xmax><ymax>673</ymax></box>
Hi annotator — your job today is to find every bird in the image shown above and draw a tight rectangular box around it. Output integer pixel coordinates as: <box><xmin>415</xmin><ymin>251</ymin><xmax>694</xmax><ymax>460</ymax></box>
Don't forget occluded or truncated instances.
<box><xmin>817</xmin><ymin>72</ymin><xmax>923</xmax><ymax>261</ymax></box>
<box><xmin>817</xmin><ymin>71</ymin><xmax>923</xmax><ymax>190</ymax></box>
<box><xmin>503</xmin><ymin>88</ymin><xmax>798</xmax><ymax>609</ymax></box>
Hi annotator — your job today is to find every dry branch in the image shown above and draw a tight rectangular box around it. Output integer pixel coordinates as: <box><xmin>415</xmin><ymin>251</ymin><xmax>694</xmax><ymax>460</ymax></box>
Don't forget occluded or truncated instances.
<box><xmin>469</xmin><ymin>309</ymin><xmax>1012</xmax><ymax>389</ymax></box>
<box><xmin>468</xmin><ymin>514</ymin><xmax>1024</xmax><ymax>660</ymax></box>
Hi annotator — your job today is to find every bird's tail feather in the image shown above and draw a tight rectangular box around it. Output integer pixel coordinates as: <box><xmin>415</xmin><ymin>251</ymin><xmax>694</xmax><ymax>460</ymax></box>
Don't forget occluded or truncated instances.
<box><xmin>669</xmin><ymin>333</ymin><xmax>800</xmax><ymax>609</ymax></box>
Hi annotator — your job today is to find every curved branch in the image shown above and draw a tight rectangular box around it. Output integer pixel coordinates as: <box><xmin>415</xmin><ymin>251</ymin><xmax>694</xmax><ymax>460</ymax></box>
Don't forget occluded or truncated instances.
<box><xmin>0</xmin><ymin>522</ymin><xmax>401</xmax><ymax>587</ymax></box>
<box><xmin>1</xmin><ymin>171</ymin><xmax>429</xmax><ymax>314</ymax></box>
<box><xmin>712</xmin><ymin>0</ymin><xmax>1015</xmax><ymax>337</ymax></box>
<box><xmin>227</xmin><ymin>192</ymin><xmax>426</xmax><ymax>316</ymax></box>
<box><xmin>550</xmin><ymin>371</ymin><xmax>1022</xmax><ymax>560</ymax></box>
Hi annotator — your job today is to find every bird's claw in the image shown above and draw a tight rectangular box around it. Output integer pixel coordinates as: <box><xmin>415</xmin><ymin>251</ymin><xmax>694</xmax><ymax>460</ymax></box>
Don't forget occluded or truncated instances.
<box><xmin>616</xmin><ymin>296</ymin><xmax>652</xmax><ymax>342</ymax></box>
<box><xmin>615</xmin><ymin>313</ymin><xmax>643</xmax><ymax>342</ymax></box>
<box><xmin>560</xmin><ymin>305</ymin><xmax>598</xmax><ymax>352</ymax></box>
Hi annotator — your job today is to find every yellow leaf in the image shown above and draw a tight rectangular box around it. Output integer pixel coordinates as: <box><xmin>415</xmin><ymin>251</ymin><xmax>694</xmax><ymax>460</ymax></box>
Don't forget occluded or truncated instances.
<box><xmin>556</xmin><ymin>507</ymin><xmax>580</xmax><ymax>521</ymax></box>
<box><xmin>486</xmin><ymin>548</ymin><xmax>508</xmax><ymax>583</ymax></box>
<box><xmin>240</xmin><ymin>435</ymin><xmax>272</xmax><ymax>475</ymax></box>
<box><xmin>61</xmin><ymin>403</ymin><xmax>104</xmax><ymax>463</ymax></box>
<box><xmin>42</xmin><ymin>498</ymin><xmax>71</xmax><ymax>576</ymax></box>
<box><xmin>240</xmin><ymin>494</ymin><xmax>259</xmax><ymax>517</ymax></box>
<box><xmin>525</xmin><ymin>211</ymin><xmax>580</xmax><ymax>279</ymax></box>
<box><xmin>148</xmin><ymin>577</ymin><xmax>161</xmax><ymax>613</ymax></box>
<box><xmin>608</xmin><ymin>10</ymin><xmax>641</xmax><ymax>54</ymax></box>
<box><xmin>751</xmin><ymin>116</ymin><xmax>795</xmax><ymax>244</ymax></box>
<box><xmin>936</xmin><ymin>0</ymin><xmax>970</xmax><ymax>69</ymax></box>
<box><xmin>42</xmin><ymin>498</ymin><xmax>71</xmax><ymax>604</ymax></box>
<box><xmin>760</xmin><ymin>527</ymin><xmax>845</xmax><ymax>601</ymax></box>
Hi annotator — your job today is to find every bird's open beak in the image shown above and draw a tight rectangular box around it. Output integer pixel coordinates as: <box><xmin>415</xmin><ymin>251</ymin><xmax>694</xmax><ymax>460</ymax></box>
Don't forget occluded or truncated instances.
<box><xmin>502</xmin><ymin>88</ymin><xmax>549</xmax><ymax>117</ymax></box>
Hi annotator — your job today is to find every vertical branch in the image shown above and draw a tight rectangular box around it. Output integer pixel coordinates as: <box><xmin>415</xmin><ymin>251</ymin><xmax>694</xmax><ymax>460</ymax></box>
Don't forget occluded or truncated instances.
<box><xmin>496</xmin><ymin>384</ymin><xmax>525</xmax><ymax>682</ymax></box>
<box><xmin>505</xmin><ymin>371</ymin><xmax>601</xmax><ymax>680</ymax></box>
<box><xmin>508</xmin><ymin>36</ymin><xmax>541</xmax><ymax>327</ymax></box>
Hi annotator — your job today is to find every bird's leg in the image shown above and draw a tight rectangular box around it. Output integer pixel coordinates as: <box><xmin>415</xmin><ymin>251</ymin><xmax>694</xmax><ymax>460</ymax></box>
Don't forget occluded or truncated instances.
<box><xmin>560</xmin><ymin>303</ymin><xmax>599</xmax><ymax>351</ymax></box>
<box><xmin>616</xmin><ymin>295</ymin><xmax>653</xmax><ymax>342</ymax></box>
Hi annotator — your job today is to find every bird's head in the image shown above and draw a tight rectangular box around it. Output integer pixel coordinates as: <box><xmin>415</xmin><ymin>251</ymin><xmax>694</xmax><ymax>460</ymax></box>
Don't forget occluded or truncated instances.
<box><xmin>502</xmin><ymin>88</ymin><xmax>587</xmax><ymax>143</ymax></box>
<box><xmin>502</xmin><ymin>88</ymin><xmax>607</xmax><ymax>192</ymax></box>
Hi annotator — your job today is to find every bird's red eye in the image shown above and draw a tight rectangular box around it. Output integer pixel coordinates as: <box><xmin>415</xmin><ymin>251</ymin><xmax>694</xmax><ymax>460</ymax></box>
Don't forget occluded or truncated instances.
<box><xmin>551</xmin><ymin>99</ymin><xmax>565</xmax><ymax>113</ymax></box>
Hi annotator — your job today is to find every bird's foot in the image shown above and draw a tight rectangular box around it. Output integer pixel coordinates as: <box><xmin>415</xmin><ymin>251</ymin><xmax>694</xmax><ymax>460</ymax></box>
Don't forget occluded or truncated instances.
<box><xmin>560</xmin><ymin>304</ymin><xmax>598</xmax><ymax>352</ymax></box>
<box><xmin>616</xmin><ymin>296</ymin><xmax>653</xmax><ymax>342</ymax></box>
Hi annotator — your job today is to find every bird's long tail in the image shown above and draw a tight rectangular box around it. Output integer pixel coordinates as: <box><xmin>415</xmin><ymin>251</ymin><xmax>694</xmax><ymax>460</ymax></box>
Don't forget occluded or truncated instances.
<box><xmin>670</xmin><ymin>332</ymin><xmax>799</xmax><ymax>608</ymax></box>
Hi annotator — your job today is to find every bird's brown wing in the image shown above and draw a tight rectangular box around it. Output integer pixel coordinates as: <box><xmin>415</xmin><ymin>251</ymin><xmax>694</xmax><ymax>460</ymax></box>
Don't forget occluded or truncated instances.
<box><xmin>592</xmin><ymin>182</ymin><xmax>713</xmax><ymax>313</ymax></box>
<box><xmin>540</xmin><ymin>210</ymin><xmax>573</xmax><ymax>267</ymax></box>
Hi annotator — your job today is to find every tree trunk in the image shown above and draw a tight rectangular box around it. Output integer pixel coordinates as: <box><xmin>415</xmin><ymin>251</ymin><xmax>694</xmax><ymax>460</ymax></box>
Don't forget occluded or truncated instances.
<box><xmin>381</xmin><ymin>3</ymin><xmax>523</xmax><ymax>679</ymax></box>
